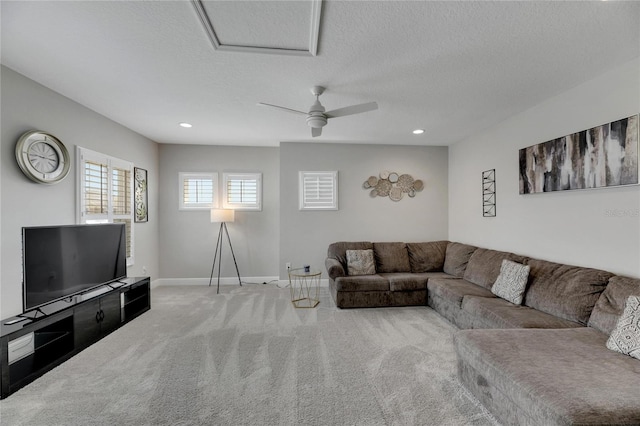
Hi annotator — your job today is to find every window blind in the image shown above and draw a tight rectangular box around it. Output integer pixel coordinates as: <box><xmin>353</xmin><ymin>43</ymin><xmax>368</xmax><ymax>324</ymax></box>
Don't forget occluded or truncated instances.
<box><xmin>84</xmin><ymin>161</ymin><xmax>108</xmax><ymax>215</ymax></box>
<box><xmin>223</xmin><ymin>173</ymin><xmax>261</xmax><ymax>210</ymax></box>
<box><xmin>178</xmin><ymin>172</ymin><xmax>218</xmax><ymax>210</ymax></box>
<box><xmin>113</xmin><ymin>218</ymin><xmax>132</xmax><ymax>258</ymax></box>
<box><xmin>77</xmin><ymin>147</ymin><xmax>135</xmax><ymax>265</ymax></box>
<box><xmin>112</xmin><ymin>167</ymin><xmax>131</xmax><ymax>215</ymax></box>
<box><xmin>183</xmin><ymin>178</ymin><xmax>213</xmax><ymax>205</ymax></box>
<box><xmin>299</xmin><ymin>171</ymin><xmax>338</xmax><ymax>210</ymax></box>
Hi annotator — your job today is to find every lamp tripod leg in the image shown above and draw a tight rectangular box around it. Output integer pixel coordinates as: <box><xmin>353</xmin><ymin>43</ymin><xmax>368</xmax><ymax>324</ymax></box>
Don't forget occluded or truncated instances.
<box><xmin>223</xmin><ymin>223</ymin><xmax>242</xmax><ymax>287</ymax></box>
<box><xmin>217</xmin><ymin>224</ymin><xmax>224</xmax><ymax>294</ymax></box>
<box><xmin>209</xmin><ymin>223</ymin><xmax>224</xmax><ymax>292</ymax></box>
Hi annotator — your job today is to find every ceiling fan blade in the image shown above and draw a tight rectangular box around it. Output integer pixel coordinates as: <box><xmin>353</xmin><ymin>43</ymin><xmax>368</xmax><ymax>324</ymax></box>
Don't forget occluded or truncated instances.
<box><xmin>257</xmin><ymin>102</ymin><xmax>307</xmax><ymax>116</ymax></box>
<box><xmin>311</xmin><ymin>127</ymin><xmax>322</xmax><ymax>137</ymax></box>
<box><xmin>325</xmin><ymin>101</ymin><xmax>378</xmax><ymax>118</ymax></box>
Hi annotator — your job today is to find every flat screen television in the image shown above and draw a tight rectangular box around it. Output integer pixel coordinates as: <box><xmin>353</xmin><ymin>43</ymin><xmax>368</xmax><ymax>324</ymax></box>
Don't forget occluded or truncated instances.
<box><xmin>22</xmin><ymin>223</ymin><xmax>127</xmax><ymax>312</ymax></box>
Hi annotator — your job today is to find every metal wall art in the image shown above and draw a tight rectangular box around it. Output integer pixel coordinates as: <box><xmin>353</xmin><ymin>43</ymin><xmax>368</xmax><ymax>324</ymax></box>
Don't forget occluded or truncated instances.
<box><xmin>363</xmin><ymin>171</ymin><xmax>424</xmax><ymax>201</ymax></box>
<box><xmin>519</xmin><ymin>114</ymin><xmax>639</xmax><ymax>194</ymax></box>
<box><xmin>482</xmin><ymin>169</ymin><xmax>496</xmax><ymax>217</ymax></box>
<box><xmin>134</xmin><ymin>167</ymin><xmax>148</xmax><ymax>222</ymax></box>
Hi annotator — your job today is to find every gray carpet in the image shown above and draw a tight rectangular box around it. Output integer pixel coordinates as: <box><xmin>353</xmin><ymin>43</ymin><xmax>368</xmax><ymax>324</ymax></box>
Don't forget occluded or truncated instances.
<box><xmin>0</xmin><ymin>285</ymin><xmax>500</xmax><ymax>426</ymax></box>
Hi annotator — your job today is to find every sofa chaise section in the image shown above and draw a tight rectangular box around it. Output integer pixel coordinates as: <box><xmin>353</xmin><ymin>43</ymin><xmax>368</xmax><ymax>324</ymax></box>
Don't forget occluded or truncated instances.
<box><xmin>455</xmin><ymin>327</ymin><xmax>640</xmax><ymax>425</ymax></box>
<box><xmin>455</xmin><ymin>274</ymin><xmax>640</xmax><ymax>425</ymax></box>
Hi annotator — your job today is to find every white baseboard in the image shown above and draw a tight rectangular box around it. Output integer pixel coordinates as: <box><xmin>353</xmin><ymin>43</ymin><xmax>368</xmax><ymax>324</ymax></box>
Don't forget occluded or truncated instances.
<box><xmin>153</xmin><ymin>277</ymin><xmax>329</xmax><ymax>288</ymax></box>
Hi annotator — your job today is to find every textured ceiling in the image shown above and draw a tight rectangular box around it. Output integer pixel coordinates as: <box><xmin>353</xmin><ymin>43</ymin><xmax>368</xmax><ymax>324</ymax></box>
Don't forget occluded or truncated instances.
<box><xmin>203</xmin><ymin>0</ymin><xmax>316</xmax><ymax>50</ymax></box>
<box><xmin>2</xmin><ymin>1</ymin><xmax>639</xmax><ymax>147</ymax></box>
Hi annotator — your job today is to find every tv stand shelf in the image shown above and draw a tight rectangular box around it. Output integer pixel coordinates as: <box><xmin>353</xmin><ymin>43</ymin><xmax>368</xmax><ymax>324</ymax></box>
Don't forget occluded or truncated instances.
<box><xmin>1</xmin><ymin>277</ymin><xmax>150</xmax><ymax>399</ymax></box>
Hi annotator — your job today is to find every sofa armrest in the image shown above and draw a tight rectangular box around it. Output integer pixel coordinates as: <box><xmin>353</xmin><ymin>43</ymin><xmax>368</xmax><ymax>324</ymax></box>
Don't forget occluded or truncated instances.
<box><xmin>325</xmin><ymin>258</ymin><xmax>346</xmax><ymax>280</ymax></box>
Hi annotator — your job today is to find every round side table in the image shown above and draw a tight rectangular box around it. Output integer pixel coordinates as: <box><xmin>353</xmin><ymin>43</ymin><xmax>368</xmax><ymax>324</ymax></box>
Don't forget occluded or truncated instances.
<box><xmin>288</xmin><ymin>268</ymin><xmax>321</xmax><ymax>308</ymax></box>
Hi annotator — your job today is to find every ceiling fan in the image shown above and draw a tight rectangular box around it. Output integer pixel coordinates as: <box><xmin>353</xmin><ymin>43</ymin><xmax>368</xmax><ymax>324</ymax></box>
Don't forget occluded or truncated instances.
<box><xmin>257</xmin><ymin>86</ymin><xmax>378</xmax><ymax>137</ymax></box>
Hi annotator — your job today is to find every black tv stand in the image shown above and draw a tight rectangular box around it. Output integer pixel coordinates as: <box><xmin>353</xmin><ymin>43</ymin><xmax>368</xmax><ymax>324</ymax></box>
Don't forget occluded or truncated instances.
<box><xmin>0</xmin><ymin>277</ymin><xmax>150</xmax><ymax>399</ymax></box>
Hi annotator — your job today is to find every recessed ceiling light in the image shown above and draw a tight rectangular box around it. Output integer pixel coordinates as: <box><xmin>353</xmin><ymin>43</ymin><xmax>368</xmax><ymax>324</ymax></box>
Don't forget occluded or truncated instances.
<box><xmin>412</xmin><ymin>129</ymin><xmax>425</xmax><ymax>135</ymax></box>
<box><xmin>179</xmin><ymin>122</ymin><xmax>192</xmax><ymax>128</ymax></box>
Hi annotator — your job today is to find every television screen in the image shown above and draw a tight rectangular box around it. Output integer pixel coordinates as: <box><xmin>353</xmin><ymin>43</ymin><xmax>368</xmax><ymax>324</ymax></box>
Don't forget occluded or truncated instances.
<box><xmin>22</xmin><ymin>223</ymin><xmax>127</xmax><ymax>312</ymax></box>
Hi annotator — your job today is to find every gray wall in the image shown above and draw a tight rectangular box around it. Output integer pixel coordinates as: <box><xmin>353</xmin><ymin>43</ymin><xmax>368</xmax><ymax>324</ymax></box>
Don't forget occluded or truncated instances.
<box><xmin>158</xmin><ymin>144</ymin><xmax>279</xmax><ymax>281</ymax></box>
<box><xmin>449</xmin><ymin>58</ymin><xmax>640</xmax><ymax>277</ymax></box>
<box><xmin>279</xmin><ymin>142</ymin><xmax>449</xmax><ymax>278</ymax></box>
<box><xmin>1</xmin><ymin>66</ymin><xmax>160</xmax><ymax>318</ymax></box>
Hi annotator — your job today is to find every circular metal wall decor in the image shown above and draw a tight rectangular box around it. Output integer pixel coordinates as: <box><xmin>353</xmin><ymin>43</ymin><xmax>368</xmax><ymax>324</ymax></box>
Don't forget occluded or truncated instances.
<box><xmin>363</xmin><ymin>171</ymin><xmax>424</xmax><ymax>201</ymax></box>
<box><xmin>374</xmin><ymin>178</ymin><xmax>392</xmax><ymax>197</ymax></box>
<box><xmin>389</xmin><ymin>186</ymin><xmax>403</xmax><ymax>201</ymax></box>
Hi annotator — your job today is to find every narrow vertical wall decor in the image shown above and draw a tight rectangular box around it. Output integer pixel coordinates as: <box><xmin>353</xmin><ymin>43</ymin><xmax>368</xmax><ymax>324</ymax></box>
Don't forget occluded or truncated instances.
<box><xmin>482</xmin><ymin>169</ymin><xmax>496</xmax><ymax>217</ymax></box>
<box><xmin>134</xmin><ymin>167</ymin><xmax>148</xmax><ymax>222</ymax></box>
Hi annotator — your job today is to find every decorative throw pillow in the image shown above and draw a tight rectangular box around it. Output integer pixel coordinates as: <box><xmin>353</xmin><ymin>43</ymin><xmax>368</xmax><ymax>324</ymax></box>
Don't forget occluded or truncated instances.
<box><xmin>491</xmin><ymin>259</ymin><xmax>530</xmax><ymax>305</ymax></box>
<box><xmin>606</xmin><ymin>295</ymin><xmax>640</xmax><ymax>360</ymax></box>
<box><xmin>346</xmin><ymin>249</ymin><xmax>376</xmax><ymax>276</ymax></box>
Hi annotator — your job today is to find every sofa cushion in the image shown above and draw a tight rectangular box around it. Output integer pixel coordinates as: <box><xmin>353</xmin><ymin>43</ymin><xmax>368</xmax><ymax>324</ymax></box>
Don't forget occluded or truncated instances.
<box><xmin>455</xmin><ymin>327</ymin><xmax>640</xmax><ymax>425</ymax></box>
<box><xmin>463</xmin><ymin>248</ymin><xmax>527</xmax><ymax>289</ymax></box>
<box><xmin>606</xmin><ymin>295</ymin><xmax>640</xmax><ymax>360</ymax></box>
<box><xmin>333</xmin><ymin>290</ymin><xmax>390</xmax><ymax>308</ymax></box>
<box><xmin>427</xmin><ymin>278</ymin><xmax>495</xmax><ymax>308</ymax></box>
<box><xmin>491</xmin><ymin>260</ymin><xmax>530</xmax><ymax>305</ymax></box>
<box><xmin>379</xmin><ymin>273</ymin><xmax>428</xmax><ymax>292</ymax></box>
<box><xmin>442</xmin><ymin>242</ymin><xmax>477</xmax><ymax>278</ymax></box>
<box><xmin>589</xmin><ymin>275</ymin><xmax>640</xmax><ymax>335</ymax></box>
<box><xmin>406</xmin><ymin>241</ymin><xmax>448</xmax><ymax>273</ymax></box>
<box><xmin>373</xmin><ymin>242</ymin><xmax>411</xmax><ymax>273</ymax></box>
<box><xmin>334</xmin><ymin>274</ymin><xmax>389</xmax><ymax>292</ymax></box>
<box><xmin>413</xmin><ymin>271</ymin><xmax>459</xmax><ymax>280</ymax></box>
<box><xmin>346</xmin><ymin>249</ymin><xmax>376</xmax><ymax>276</ymax></box>
<box><xmin>462</xmin><ymin>296</ymin><xmax>582</xmax><ymax>329</ymax></box>
<box><xmin>524</xmin><ymin>259</ymin><xmax>613</xmax><ymax>325</ymax></box>
<box><xmin>327</xmin><ymin>241</ymin><xmax>373</xmax><ymax>269</ymax></box>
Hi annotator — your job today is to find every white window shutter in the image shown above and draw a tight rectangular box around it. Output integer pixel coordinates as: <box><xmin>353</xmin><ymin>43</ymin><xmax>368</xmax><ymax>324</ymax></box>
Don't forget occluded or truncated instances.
<box><xmin>77</xmin><ymin>147</ymin><xmax>135</xmax><ymax>265</ymax></box>
<box><xmin>179</xmin><ymin>172</ymin><xmax>218</xmax><ymax>210</ymax></box>
<box><xmin>299</xmin><ymin>171</ymin><xmax>338</xmax><ymax>210</ymax></box>
<box><xmin>223</xmin><ymin>172</ymin><xmax>262</xmax><ymax>211</ymax></box>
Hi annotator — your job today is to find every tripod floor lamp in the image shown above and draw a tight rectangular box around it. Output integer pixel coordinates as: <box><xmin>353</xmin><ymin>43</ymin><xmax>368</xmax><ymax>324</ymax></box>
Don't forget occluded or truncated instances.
<box><xmin>209</xmin><ymin>208</ymin><xmax>242</xmax><ymax>294</ymax></box>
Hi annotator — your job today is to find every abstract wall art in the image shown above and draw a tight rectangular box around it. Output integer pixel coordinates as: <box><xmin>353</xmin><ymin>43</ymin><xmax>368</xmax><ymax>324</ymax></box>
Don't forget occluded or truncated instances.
<box><xmin>519</xmin><ymin>114</ymin><xmax>639</xmax><ymax>194</ymax></box>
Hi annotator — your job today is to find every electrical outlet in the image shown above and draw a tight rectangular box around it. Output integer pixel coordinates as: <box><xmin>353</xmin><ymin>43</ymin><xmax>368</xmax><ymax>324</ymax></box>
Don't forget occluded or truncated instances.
<box><xmin>142</xmin><ymin>266</ymin><xmax>147</xmax><ymax>275</ymax></box>
<box><xmin>286</xmin><ymin>262</ymin><xmax>291</xmax><ymax>270</ymax></box>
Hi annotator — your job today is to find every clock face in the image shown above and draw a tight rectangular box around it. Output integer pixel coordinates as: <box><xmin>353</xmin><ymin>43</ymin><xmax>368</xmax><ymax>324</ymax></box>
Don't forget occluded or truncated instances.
<box><xmin>28</xmin><ymin>141</ymin><xmax>60</xmax><ymax>173</ymax></box>
<box><xmin>15</xmin><ymin>131</ymin><xmax>70</xmax><ymax>184</ymax></box>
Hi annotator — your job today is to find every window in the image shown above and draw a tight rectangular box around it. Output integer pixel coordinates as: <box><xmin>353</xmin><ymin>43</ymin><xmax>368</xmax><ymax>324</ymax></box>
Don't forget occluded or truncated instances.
<box><xmin>223</xmin><ymin>172</ymin><xmax>262</xmax><ymax>211</ymax></box>
<box><xmin>299</xmin><ymin>171</ymin><xmax>338</xmax><ymax>210</ymax></box>
<box><xmin>77</xmin><ymin>147</ymin><xmax>134</xmax><ymax>265</ymax></box>
<box><xmin>179</xmin><ymin>172</ymin><xmax>218</xmax><ymax>210</ymax></box>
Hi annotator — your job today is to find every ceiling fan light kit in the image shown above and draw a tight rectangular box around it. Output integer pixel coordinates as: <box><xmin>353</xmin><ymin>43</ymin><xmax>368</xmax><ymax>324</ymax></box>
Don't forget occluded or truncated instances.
<box><xmin>258</xmin><ymin>86</ymin><xmax>378</xmax><ymax>137</ymax></box>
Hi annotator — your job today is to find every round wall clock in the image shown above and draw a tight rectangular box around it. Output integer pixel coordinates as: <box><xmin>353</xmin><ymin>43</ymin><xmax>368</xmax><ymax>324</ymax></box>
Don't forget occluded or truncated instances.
<box><xmin>15</xmin><ymin>130</ymin><xmax>71</xmax><ymax>184</ymax></box>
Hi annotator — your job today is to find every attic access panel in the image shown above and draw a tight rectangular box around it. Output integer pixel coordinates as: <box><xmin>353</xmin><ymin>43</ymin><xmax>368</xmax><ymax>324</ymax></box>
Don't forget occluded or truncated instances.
<box><xmin>192</xmin><ymin>0</ymin><xmax>322</xmax><ymax>56</ymax></box>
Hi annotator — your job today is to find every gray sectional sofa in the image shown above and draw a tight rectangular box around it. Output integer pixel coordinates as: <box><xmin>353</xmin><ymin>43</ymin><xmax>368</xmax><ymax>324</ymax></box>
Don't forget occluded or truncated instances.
<box><xmin>325</xmin><ymin>241</ymin><xmax>640</xmax><ymax>425</ymax></box>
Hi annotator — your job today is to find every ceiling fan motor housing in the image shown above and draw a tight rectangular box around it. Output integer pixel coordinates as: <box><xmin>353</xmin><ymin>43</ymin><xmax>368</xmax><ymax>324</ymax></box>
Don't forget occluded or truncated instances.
<box><xmin>307</xmin><ymin>99</ymin><xmax>327</xmax><ymax>128</ymax></box>
<box><xmin>306</xmin><ymin>113</ymin><xmax>327</xmax><ymax>128</ymax></box>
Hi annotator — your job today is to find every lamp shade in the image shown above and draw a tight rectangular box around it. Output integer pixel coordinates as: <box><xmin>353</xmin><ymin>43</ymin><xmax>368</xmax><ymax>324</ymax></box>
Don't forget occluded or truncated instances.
<box><xmin>211</xmin><ymin>208</ymin><xmax>234</xmax><ymax>223</ymax></box>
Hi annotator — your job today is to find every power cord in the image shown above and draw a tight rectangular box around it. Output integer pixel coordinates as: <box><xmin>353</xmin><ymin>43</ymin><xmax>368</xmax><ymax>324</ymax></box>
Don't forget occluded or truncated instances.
<box><xmin>239</xmin><ymin>265</ymin><xmax>309</xmax><ymax>288</ymax></box>
<box><xmin>241</xmin><ymin>279</ymin><xmax>280</xmax><ymax>286</ymax></box>
<box><xmin>240</xmin><ymin>279</ymin><xmax>290</xmax><ymax>288</ymax></box>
